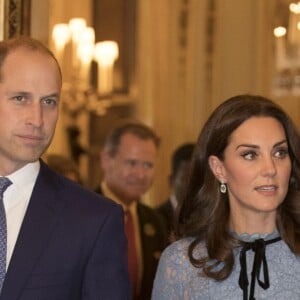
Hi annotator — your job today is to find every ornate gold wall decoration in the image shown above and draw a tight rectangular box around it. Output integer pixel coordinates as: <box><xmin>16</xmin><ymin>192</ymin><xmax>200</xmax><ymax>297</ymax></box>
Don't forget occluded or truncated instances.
<box><xmin>3</xmin><ymin>0</ymin><xmax>30</xmax><ymax>39</ymax></box>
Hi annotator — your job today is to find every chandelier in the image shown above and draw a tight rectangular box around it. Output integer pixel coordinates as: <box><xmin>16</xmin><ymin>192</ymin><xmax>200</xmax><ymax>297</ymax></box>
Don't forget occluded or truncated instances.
<box><xmin>52</xmin><ymin>18</ymin><xmax>119</xmax><ymax>118</ymax></box>
<box><xmin>273</xmin><ymin>2</ymin><xmax>300</xmax><ymax>96</ymax></box>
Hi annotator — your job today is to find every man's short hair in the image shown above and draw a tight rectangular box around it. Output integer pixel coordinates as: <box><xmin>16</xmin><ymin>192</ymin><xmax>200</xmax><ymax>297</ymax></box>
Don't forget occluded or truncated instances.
<box><xmin>104</xmin><ymin>122</ymin><xmax>160</xmax><ymax>156</ymax></box>
<box><xmin>0</xmin><ymin>36</ymin><xmax>62</xmax><ymax>82</ymax></box>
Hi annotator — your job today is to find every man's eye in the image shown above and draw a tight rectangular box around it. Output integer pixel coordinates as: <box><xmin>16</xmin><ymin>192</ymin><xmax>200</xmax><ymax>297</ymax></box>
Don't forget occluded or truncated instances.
<box><xmin>42</xmin><ymin>98</ymin><xmax>58</xmax><ymax>106</ymax></box>
<box><xmin>126</xmin><ymin>160</ymin><xmax>137</xmax><ymax>167</ymax></box>
<box><xmin>13</xmin><ymin>96</ymin><xmax>25</xmax><ymax>102</ymax></box>
<box><xmin>143</xmin><ymin>162</ymin><xmax>153</xmax><ymax>169</ymax></box>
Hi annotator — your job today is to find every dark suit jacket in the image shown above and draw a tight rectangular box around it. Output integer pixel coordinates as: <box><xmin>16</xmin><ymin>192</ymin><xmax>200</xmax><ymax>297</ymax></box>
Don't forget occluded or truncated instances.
<box><xmin>157</xmin><ymin>198</ymin><xmax>174</xmax><ymax>236</ymax></box>
<box><xmin>95</xmin><ymin>186</ymin><xmax>168</xmax><ymax>300</ymax></box>
<box><xmin>0</xmin><ymin>161</ymin><xmax>130</xmax><ymax>300</ymax></box>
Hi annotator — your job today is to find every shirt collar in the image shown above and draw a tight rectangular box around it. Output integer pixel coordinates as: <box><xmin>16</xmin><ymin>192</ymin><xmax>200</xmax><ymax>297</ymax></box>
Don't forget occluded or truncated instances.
<box><xmin>101</xmin><ymin>181</ymin><xmax>137</xmax><ymax>212</ymax></box>
<box><xmin>6</xmin><ymin>161</ymin><xmax>40</xmax><ymax>189</ymax></box>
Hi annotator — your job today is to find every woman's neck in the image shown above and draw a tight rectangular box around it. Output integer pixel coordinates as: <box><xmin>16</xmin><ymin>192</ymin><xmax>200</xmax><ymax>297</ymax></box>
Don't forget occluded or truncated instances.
<box><xmin>229</xmin><ymin>211</ymin><xmax>277</xmax><ymax>236</ymax></box>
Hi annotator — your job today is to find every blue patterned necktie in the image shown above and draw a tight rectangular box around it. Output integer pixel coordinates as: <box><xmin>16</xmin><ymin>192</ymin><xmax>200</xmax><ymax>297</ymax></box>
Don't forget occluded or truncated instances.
<box><xmin>0</xmin><ymin>177</ymin><xmax>11</xmax><ymax>292</ymax></box>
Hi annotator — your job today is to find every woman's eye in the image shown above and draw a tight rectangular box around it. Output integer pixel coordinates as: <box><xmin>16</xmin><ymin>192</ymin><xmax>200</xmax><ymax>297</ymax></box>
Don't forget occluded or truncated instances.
<box><xmin>242</xmin><ymin>151</ymin><xmax>257</xmax><ymax>160</ymax></box>
<box><xmin>274</xmin><ymin>148</ymin><xmax>289</xmax><ymax>159</ymax></box>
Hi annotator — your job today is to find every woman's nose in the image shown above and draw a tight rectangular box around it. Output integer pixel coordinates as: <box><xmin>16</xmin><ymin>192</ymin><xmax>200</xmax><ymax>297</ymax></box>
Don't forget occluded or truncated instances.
<box><xmin>261</xmin><ymin>156</ymin><xmax>277</xmax><ymax>177</ymax></box>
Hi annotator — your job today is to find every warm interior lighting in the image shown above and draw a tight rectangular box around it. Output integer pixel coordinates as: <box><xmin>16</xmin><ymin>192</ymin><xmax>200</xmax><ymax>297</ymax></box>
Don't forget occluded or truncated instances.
<box><xmin>289</xmin><ymin>2</ymin><xmax>300</xmax><ymax>14</ymax></box>
<box><xmin>77</xmin><ymin>43</ymin><xmax>94</xmax><ymax>65</ymax></box>
<box><xmin>77</xmin><ymin>27</ymin><xmax>95</xmax><ymax>65</ymax></box>
<box><xmin>68</xmin><ymin>18</ymin><xmax>87</xmax><ymax>43</ymax></box>
<box><xmin>77</xmin><ymin>26</ymin><xmax>95</xmax><ymax>64</ymax></box>
<box><xmin>51</xmin><ymin>18</ymin><xmax>119</xmax><ymax>115</ymax></box>
<box><xmin>77</xmin><ymin>28</ymin><xmax>95</xmax><ymax>89</ymax></box>
<box><xmin>94</xmin><ymin>41</ymin><xmax>119</xmax><ymax>95</ymax></box>
<box><xmin>82</xmin><ymin>27</ymin><xmax>95</xmax><ymax>44</ymax></box>
<box><xmin>94</xmin><ymin>41</ymin><xmax>119</xmax><ymax>66</ymax></box>
<box><xmin>52</xmin><ymin>24</ymin><xmax>71</xmax><ymax>56</ymax></box>
<box><xmin>273</xmin><ymin>2</ymin><xmax>300</xmax><ymax>96</ymax></box>
<box><xmin>273</xmin><ymin>26</ymin><xmax>287</xmax><ymax>37</ymax></box>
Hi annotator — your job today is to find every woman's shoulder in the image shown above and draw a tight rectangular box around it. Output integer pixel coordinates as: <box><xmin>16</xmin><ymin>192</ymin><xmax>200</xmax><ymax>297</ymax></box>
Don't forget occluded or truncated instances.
<box><xmin>166</xmin><ymin>236</ymin><xmax>206</xmax><ymax>251</ymax></box>
<box><xmin>152</xmin><ymin>237</ymin><xmax>210</xmax><ymax>300</ymax></box>
<box><xmin>164</xmin><ymin>237</ymin><xmax>192</xmax><ymax>252</ymax></box>
<box><xmin>161</xmin><ymin>237</ymin><xmax>187</xmax><ymax>253</ymax></box>
<box><xmin>160</xmin><ymin>237</ymin><xmax>207</xmax><ymax>267</ymax></box>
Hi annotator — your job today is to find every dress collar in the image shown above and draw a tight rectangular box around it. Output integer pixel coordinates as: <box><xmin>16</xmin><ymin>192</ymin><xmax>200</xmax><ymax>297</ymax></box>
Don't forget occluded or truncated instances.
<box><xmin>233</xmin><ymin>230</ymin><xmax>280</xmax><ymax>243</ymax></box>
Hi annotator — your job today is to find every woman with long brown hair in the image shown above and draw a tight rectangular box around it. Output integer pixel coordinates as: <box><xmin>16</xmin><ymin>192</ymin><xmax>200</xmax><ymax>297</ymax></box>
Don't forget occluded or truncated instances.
<box><xmin>152</xmin><ymin>94</ymin><xmax>300</xmax><ymax>299</ymax></box>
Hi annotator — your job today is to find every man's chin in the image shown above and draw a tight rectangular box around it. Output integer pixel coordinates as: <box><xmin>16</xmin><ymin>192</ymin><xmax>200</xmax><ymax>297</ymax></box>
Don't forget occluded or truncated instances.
<box><xmin>124</xmin><ymin>193</ymin><xmax>143</xmax><ymax>203</ymax></box>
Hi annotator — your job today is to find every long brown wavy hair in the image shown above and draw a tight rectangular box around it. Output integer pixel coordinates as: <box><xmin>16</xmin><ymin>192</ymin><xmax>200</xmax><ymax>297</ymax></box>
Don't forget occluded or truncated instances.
<box><xmin>176</xmin><ymin>94</ymin><xmax>300</xmax><ymax>280</ymax></box>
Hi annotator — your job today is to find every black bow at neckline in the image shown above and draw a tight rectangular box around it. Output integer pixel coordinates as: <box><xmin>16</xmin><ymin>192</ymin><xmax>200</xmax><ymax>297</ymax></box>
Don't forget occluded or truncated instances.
<box><xmin>238</xmin><ymin>236</ymin><xmax>281</xmax><ymax>300</ymax></box>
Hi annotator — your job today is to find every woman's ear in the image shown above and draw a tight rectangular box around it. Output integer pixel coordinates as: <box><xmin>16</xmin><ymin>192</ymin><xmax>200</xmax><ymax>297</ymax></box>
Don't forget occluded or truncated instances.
<box><xmin>208</xmin><ymin>155</ymin><xmax>226</xmax><ymax>182</ymax></box>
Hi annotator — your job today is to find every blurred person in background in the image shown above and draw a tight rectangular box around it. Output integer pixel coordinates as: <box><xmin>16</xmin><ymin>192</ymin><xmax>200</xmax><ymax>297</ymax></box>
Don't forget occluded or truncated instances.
<box><xmin>46</xmin><ymin>153</ymin><xmax>81</xmax><ymax>183</ymax></box>
<box><xmin>96</xmin><ymin>122</ymin><xmax>168</xmax><ymax>300</ymax></box>
<box><xmin>157</xmin><ymin>143</ymin><xmax>195</xmax><ymax>242</ymax></box>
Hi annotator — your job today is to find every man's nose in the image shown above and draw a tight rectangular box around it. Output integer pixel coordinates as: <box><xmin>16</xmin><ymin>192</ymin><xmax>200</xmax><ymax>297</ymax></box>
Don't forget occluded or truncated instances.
<box><xmin>26</xmin><ymin>103</ymin><xmax>43</xmax><ymax>127</ymax></box>
<box><xmin>134</xmin><ymin>164</ymin><xmax>147</xmax><ymax>178</ymax></box>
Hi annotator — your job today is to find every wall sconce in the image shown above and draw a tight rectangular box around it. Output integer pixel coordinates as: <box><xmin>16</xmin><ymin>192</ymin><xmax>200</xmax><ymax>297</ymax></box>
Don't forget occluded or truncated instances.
<box><xmin>52</xmin><ymin>18</ymin><xmax>119</xmax><ymax>117</ymax></box>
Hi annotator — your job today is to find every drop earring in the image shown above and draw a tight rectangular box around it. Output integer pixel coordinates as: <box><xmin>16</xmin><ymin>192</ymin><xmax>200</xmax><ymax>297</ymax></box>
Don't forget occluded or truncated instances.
<box><xmin>220</xmin><ymin>182</ymin><xmax>227</xmax><ymax>194</ymax></box>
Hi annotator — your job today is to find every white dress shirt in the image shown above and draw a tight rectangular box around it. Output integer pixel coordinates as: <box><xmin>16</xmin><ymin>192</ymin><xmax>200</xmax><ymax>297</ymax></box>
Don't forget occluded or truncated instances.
<box><xmin>3</xmin><ymin>161</ymin><xmax>40</xmax><ymax>269</ymax></box>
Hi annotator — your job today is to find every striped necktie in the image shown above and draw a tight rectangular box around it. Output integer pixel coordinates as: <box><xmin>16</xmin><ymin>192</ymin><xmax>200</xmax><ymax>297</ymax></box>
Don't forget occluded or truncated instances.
<box><xmin>0</xmin><ymin>177</ymin><xmax>12</xmax><ymax>293</ymax></box>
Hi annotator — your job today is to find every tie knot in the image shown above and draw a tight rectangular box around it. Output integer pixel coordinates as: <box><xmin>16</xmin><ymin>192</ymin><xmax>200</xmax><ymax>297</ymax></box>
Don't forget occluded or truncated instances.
<box><xmin>0</xmin><ymin>177</ymin><xmax>12</xmax><ymax>196</ymax></box>
<box><xmin>125</xmin><ymin>209</ymin><xmax>132</xmax><ymax>221</ymax></box>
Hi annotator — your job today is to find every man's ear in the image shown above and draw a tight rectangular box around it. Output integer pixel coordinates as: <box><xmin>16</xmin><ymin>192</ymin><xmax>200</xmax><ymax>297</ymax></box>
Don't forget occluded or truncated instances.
<box><xmin>100</xmin><ymin>150</ymin><xmax>112</xmax><ymax>171</ymax></box>
<box><xmin>208</xmin><ymin>155</ymin><xmax>226</xmax><ymax>182</ymax></box>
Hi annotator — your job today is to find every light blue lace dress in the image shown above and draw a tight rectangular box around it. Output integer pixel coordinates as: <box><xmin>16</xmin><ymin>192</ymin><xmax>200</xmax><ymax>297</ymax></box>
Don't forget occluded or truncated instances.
<box><xmin>151</xmin><ymin>233</ymin><xmax>300</xmax><ymax>300</ymax></box>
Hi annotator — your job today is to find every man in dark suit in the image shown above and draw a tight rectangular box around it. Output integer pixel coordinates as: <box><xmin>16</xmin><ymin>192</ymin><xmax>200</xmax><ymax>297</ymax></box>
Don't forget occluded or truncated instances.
<box><xmin>0</xmin><ymin>36</ymin><xmax>130</xmax><ymax>299</ymax></box>
<box><xmin>96</xmin><ymin>122</ymin><xmax>168</xmax><ymax>300</ymax></box>
<box><xmin>157</xmin><ymin>143</ymin><xmax>195</xmax><ymax>241</ymax></box>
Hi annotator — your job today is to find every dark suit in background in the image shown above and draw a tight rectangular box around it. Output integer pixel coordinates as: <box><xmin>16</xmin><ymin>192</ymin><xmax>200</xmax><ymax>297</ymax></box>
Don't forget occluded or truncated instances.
<box><xmin>98</xmin><ymin>122</ymin><xmax>168</xmax><ymax>299</ymax></box>
<box><xmin>96</xmin><ymin>185</ymin><xmax>167</xmax><ymax>300</ymax></box>
<box><xmin>157</xmin><ymin>143</ymin><xmax>195</xmax><ymax>242</ymax></box>
<box><xmin>157</xmin><ymin>197</ymin><xmax>174</xmax><ymax>236</ymax></box>
<box><xmin>137</xmin><ymin>203</ymin><xmax>167</xmax><ymax>299</ymax></box>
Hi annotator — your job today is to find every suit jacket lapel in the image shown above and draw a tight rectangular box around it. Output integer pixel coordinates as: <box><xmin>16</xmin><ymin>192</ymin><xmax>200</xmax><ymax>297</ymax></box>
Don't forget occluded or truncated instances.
<box><xmin>0</xmin><ymin>162</ymin><xmax>66</xmax><ymax>300</ymax></box>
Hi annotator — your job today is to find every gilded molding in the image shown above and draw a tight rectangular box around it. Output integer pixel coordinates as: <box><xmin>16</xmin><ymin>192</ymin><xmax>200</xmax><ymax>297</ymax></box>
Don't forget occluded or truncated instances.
<box><xmin>4</xmin><ymin>0</ymin><xmax>30</xmax><ymax>39</ymax></box>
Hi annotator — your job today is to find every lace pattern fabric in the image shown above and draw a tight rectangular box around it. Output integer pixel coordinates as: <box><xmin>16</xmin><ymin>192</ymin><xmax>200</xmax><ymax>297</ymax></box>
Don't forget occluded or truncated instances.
<box><xmin>151</xmin><ymin>237</ymin><xmax>300</xmax><ymax>300</ymax></box>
